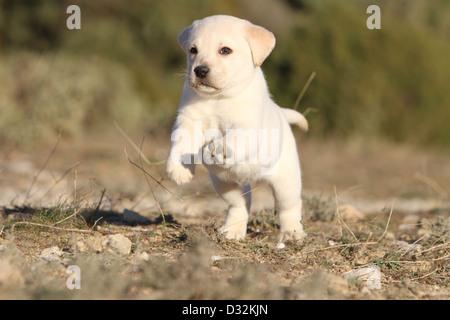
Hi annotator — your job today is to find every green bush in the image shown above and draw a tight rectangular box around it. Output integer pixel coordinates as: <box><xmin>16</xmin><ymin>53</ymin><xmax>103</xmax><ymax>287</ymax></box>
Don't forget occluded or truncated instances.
<box><xmin>0</xmin><ymin>53</ymin><xmax>148</xmax><ymax>145</ymax></box>
<box><xmin>0</xmin><ymin>0</ymin><xmax>449</xmax><ymax>148</ymax></box>
<box><xmin>266</xmin><ymin>0</ymin><xmax>450</xmax><ymax>147</ymax></box>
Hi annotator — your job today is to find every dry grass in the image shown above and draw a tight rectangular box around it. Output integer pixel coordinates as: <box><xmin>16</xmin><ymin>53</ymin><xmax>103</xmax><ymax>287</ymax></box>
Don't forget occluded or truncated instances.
<box><xmin>0</xmin><ymin>191</ymin><xmax>448</xmax><ymax>299</ymax></box>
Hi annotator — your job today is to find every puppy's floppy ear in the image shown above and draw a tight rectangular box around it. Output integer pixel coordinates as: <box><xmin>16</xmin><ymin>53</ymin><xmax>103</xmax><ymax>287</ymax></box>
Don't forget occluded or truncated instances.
<box><xmin>177</xmin><ymin>25</ymin><xmax>192</xmax><ymax>52</ymax></box>
<box><xmin>245</xmin><ymin>23</ymin><xmax>276</xmax><ymax>67</ymax></box>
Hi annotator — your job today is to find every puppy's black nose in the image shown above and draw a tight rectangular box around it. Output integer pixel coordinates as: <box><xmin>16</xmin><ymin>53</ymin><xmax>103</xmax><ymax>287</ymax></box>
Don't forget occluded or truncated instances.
<box><xmin>194</xmin><ymin>66</ymin><xmax>209</xmax><ymax>79</ymax></box>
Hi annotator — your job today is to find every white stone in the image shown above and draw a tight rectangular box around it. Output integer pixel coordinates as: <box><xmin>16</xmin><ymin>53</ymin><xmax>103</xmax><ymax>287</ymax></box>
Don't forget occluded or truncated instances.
<box><xmin>101</xmin><ymin>234</ymin><xmax>132</xmax><ymax>256</ymax></box>
<box><xmin>275</xmin><ymin>242</ymin><xmax>285</xmax><ymax>249</ymax></box>
<box><xmin>343</xmin><ymin>265</ymin><xmax>382</xmax><ymax>290</ymax></box>
<box><xmin>39</xmin><ymin>246</ymin><xmax>64</xmax><ymax>262</ymax></box>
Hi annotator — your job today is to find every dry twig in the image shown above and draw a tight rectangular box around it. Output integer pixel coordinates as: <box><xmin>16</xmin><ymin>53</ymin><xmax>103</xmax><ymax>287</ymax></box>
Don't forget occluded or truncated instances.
<box><xmin>334</xmin><ymin>186</ymin><xmax>358</xmax><ymax>242</ymax></box>
<box><xmin>293</xmin><ymin>71</ymin><xmax>316</xmax><ymax>111</ymax></box>
<box><xmin>24</xmin><ymin>131</ymin><xmax>62</xmax><ymax>204</ymax></box>
<box><xmin>41</xmin><ymin>162</ymin><xmax>80</xmax><ymax>200</ymax></box>
<box><xmin>377</xmin><ymin>203</ymin><xmax>394</xmax><ymax>242</ymax></box>
<box><xmin>124</xmin><ymin>147</ymin><xmax>183</xmax><ymax>202</ymax></box>
<box><xmin>138</xmin><ymin>137</ymin><xmax>166</xmax><ymax>223</ymax></box>
<box><xmin>11</xmin><ymin>221</ymin><xmax>93</xmax><ymax>234</ymax></box>
<box><xmin>115</xmin><ymin>121</ymin><xmax>165</xmax><ymax>166</ymax></box>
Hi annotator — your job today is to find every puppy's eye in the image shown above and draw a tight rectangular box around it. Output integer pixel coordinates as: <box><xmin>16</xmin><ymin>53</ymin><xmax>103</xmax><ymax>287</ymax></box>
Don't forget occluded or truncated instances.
<box><xmin>190</xmin><ymin>47</ymin><xmax>198</xmax><ymax>54</ymax></box>
<box><xmin>219</xmin><ymin>47</ymin><xmax>232</xmax><ymax>55</ymax></box>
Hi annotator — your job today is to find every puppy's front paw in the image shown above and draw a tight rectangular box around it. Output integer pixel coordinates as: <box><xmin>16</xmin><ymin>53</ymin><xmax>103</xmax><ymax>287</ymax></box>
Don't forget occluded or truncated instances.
<box><xmin>278</xmin><ymin>222</ymin><xmax>306</xmax><ymax>244</ymax></box>
<box><xmin>219</xmin><ymin>206</ymin><xmax>249</xmax><ymax>240</ymax></box>
<box><xmin>219</xmin><ymin>223</ymin><xmax>247</xmax><ymax>240</ymax></box>
<box><xmin>205</xmin><ymin>139</ymin><xmax>235</xmax><ymax>166</ymax></box>
<box><xmin>166</xmin><ymin>158</ymin><xmax>194</xmax><ymax>185</ymax></box>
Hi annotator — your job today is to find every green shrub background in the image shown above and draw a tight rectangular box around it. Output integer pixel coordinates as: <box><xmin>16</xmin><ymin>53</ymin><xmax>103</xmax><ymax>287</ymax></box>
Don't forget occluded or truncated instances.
<box><xmin>1</xmin><ymin>0</ymin><xmax>449</xmax><ymax>148</ymax></box>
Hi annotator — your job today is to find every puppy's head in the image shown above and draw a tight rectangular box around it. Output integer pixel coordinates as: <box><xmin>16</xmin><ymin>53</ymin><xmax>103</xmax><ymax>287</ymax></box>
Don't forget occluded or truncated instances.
<box><xmin>178</xmin><ymin>15</ymin><xmax>275</xmax><ymax>96</ymax></box>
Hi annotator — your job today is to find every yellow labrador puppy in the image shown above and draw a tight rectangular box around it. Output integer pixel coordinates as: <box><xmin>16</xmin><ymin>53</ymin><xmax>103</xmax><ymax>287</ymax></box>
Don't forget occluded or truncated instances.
<box><xmin>166</xmin><ymin>15</ymin><xmax>308</xmax><ymax>243</ymax></box>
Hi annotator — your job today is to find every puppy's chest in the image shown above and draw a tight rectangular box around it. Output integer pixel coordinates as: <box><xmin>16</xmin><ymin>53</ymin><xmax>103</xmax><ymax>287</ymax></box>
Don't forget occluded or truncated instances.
<box><xmin>203</xmin><ymin>114</ymin><xmax>255</xmax><ymax>135</ymax></box>
<box><xmin>207</xmin><ymin>158</ymin><xmax>261</xmax><ymax>184</ymax></box>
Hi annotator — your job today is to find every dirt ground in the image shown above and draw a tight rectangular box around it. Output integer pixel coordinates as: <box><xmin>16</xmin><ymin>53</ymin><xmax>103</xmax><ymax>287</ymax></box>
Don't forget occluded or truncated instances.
<box><xmin>0</xmin><ymin>132</ymin><xmax>448</xmax><ymax>299</ymax></box>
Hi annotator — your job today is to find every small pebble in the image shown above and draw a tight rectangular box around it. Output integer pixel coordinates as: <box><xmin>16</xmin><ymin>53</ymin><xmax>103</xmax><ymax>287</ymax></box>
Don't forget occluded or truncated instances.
<box><xmin>275</xmin><ymin>242</ymin><xmax>285</xmax><ymax>249</ymax></box>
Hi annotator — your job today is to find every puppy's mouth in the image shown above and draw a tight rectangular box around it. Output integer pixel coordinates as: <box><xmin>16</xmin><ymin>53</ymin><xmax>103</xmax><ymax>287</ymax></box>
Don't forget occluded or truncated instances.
<box><xmin>190</xmin><ymin>79</ymin><xmax>221</xmax><ymax>93</ymax></box>
<box><xmin>189</xmin><ymin>77</ymin><xmax>221</xmax><ymax>93</ymax></box>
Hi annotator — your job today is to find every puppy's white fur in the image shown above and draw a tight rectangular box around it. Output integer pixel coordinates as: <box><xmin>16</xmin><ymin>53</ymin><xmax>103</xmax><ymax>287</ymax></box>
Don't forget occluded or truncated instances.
<box><xmin>167</xmin><ymin>15</ymin><xmax>307</xmax><ymax>242</ymax></box>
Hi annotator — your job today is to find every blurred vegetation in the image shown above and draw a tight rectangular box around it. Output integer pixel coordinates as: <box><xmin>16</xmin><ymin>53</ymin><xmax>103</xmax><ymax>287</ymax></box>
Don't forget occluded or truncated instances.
<box><xmin>0</xmin><ymin>0</ymin><xmax>449</xmax><ymax>148</ymax></box>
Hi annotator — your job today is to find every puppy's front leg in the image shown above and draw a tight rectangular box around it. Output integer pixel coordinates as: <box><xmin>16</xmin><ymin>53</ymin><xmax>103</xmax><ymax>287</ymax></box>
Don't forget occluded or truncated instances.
<box><xmin>166</xmin><ymin>115</ymin><xmax>201</xmax><ymax>185</ymax></box>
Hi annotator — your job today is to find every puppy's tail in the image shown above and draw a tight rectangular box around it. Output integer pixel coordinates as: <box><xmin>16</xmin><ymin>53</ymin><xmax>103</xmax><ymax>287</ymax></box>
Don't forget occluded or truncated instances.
<box><xmin>281</xmin><ymin>108</ymin><xmax>308</xmax><ymax>132</ymax></box>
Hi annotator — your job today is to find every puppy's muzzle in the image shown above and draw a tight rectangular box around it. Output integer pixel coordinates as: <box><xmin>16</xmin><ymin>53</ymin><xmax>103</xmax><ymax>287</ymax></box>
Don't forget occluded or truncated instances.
<box><xmin>194</xmin><ymin>65</ymin><xmax>209</xmax><ymax>79</ymax></box>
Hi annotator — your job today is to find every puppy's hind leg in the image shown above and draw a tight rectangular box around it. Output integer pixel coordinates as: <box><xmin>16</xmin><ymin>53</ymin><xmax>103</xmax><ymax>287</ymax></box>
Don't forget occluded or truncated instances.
<box><xmin>210</xmin><ymin>174</ymin><xmax>251</xmax><ymax>240</ymax></box>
